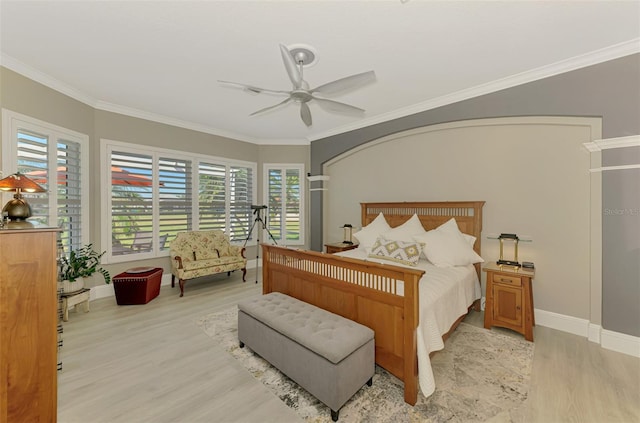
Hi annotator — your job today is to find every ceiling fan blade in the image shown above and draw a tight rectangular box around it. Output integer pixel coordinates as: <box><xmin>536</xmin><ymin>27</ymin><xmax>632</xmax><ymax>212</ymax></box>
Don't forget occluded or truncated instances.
<box><xmin>311</xmin><ymin>70</ymin><xmax>376</xmax><ymax>95</ymax></box>
<box><xmin>279</xmin><ymin>44</ymin><xmax>303</xmax><ymax>89</ymax></box>
<box><xmin>249</xmin><ymin>97</ymin><xmax>292</xmax><ymax>116</ymax></box>
<box><xmin>313</xmin><ymin>97</ymin><xmax>365</xmax><ymax>115</ymax></box>
<box><xmin>300</xmin><ymin>102</ymin><xmax>312</xmax><ymax>127</ymax></box>
<box><xmin>218</xmin><ymin>80</ymin><xmax>288</xmax><ymax>95</ymax></box>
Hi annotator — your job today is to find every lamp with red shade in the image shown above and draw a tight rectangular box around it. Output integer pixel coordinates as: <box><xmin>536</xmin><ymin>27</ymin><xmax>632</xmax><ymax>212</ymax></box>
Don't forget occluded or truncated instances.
<box><xmin>0</xmin><ymin>172</ymin><xmax>46</xmax><ymax>228</ymax></box>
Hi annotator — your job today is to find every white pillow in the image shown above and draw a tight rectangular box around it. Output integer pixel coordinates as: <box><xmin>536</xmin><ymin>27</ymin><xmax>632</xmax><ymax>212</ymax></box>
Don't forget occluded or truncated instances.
<box><xmin>438</xmin><ymin>218</ymin><xmax>476</xmax><ymax>247</ymax></box>
<box><xmin>383</xmin><ymin>214</ymin><xmax>427</xmax><ymax>242</ymax></box>
<box><xmin>352</xmin><ymin>212</ymin><xmax>391</xmax><ymax>253</ymax></box>
<box><xmin>462</xmin><ymin>233</ymin><xmax>476</xmax><ymax>247</ymax></box>
<box><xmin>413</xmin><ymin>218</ymin><xmax>484</xmax><ymax>267</ymax></box>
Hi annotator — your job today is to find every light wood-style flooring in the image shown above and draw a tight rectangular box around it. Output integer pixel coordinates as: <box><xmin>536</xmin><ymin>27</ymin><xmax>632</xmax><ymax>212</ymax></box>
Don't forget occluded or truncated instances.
<box><xmin>58</xmin><ymin>269</ymin><xmax>640</xmax><ymax>423</ymax></box>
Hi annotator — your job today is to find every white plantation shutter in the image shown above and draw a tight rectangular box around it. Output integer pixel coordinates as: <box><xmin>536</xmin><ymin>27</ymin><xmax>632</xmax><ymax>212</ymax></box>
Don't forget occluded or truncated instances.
<box><xmin>159</xmin><ymin>157</ymin><xmax>193</xmax><ymax>251</ymax></box>
<box><xmin>110</xmin><ymin>151</ymin><xmax>154</xmax><ymax>256</ymax></box>
<box><xmin>6</xmin><ymin>113</ymin><xmax>89</xmax><ymax>255</ymax></box>
<box><xmin>284</xmin><ymin>168</ymin><xmax>301</xmax><ymax>242</ymax></box>
<box><xmin>267</xmin><ymin>169</ymin><xmax>283</xmax><ymax>240</ymax></box>
<box><xmin>198</xmin><ymin>162</ymin><xmax>226</xmax><ymax>231</ymax></box>
<box><xmin>264</xmin><ymin>164</ymin><xmax>304</xmax><ymax>245</ymax></box>
<box><xmin>56</xmin><ymin>140</ymin><xmax>83</xmax><ymax>253</ymax></box>
<box><xmin>16</xmin><ymin>131</ymin><xmax>50</xmax><ymax>222</ymax></box>
<box><xmin>103</xmin><ymin>139</ymin><xmax>257</xmax><ymax>261</ymax></box>
<box><xmin>229</xmin><ymin>165</ymin><xmax>252</xmax><ymax>242</ymax></box>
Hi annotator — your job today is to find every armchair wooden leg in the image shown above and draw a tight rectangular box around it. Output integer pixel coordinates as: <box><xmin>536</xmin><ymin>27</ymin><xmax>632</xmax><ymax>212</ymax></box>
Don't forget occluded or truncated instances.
<box><xmin>242</xmin><ymin>267</ymin><xmax>247</xmax><ymax>282</ymax></box>
<box><xmin>171</xmin><ymin>274</ymin><xmax>175</xmax><ymax>287</ymax></box>
<box><xmin>179</xmin><ymin>279</ymin><xmax>185</xmax><ymax>297</ymax></box>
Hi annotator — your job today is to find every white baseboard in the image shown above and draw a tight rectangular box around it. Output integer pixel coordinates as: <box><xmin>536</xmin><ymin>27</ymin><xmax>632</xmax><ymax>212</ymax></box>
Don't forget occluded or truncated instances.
<box><xmin>535</xmin><ymin>308</ymin><xmax>639</xmax><ymax>358</ymax></box>
<box><xmin>601</xmin><ymin>329</ymin><xmax>640</xmax><ymax>358</ymax></box>
<box><xmin>588</xmin><ymin>323</ymin><xmax>602</xmax><ymax>344</ymax></box>
<box><xmin>534</xmin><ymin>308</ymin><xmax>590</xmax><ymax>337</ymax></box>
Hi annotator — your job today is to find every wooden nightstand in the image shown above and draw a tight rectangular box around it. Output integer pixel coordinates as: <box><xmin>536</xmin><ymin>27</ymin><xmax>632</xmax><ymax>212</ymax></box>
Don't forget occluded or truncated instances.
<box><xmin>324</xmin><ymin>242</ymin><xmax>359</xmax><ymax>254</ymax></box>
<box><xmin>483</xmin><ymin>263</ymin><xmax>535</xmax><ymax>341</ymax></box>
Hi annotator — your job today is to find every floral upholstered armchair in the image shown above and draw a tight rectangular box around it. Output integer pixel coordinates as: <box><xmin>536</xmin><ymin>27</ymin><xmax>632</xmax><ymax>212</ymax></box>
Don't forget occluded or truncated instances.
<box><xmin>170</xmin><ymin>230</ymin><xmax>247</xmax><ymax>297</ymax></box>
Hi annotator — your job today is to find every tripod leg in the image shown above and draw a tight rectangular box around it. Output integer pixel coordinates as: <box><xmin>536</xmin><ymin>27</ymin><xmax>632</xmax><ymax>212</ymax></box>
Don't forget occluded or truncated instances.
<box><xmin>264</xmin><ymin>225</ymin><xmax>278</xmax><ymax>246</ymax></box>
<box><xmin>243</xmin><ymin>217</ymin><xmax>261</xmax><ymax>284</ymax></box>
<box><xmin>254</xmin><ymin>219</ymin><xmax>260</xmax><ymax>284</ymax></box>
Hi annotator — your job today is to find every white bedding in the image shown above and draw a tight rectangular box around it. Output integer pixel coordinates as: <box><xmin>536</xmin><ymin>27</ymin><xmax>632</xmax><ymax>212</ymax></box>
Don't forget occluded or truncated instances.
<box><xmin>336</xmin><ymin>248</ymin><xmax>481</xmax><ymax>398</ymax></box>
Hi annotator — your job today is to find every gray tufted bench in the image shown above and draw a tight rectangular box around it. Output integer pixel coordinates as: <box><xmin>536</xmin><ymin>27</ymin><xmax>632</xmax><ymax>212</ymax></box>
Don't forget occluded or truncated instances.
<box><xmin>237</xmin><ymin>292</ymin><xmax>375</xmax><ymax>421</ymax></box>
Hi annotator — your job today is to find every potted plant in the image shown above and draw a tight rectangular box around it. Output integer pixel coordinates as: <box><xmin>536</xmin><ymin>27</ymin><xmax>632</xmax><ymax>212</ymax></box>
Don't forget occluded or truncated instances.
<box><xmin>59</xmin><ymin>244</ymin><xmax>111</xmax><ymax>293</ymax></box>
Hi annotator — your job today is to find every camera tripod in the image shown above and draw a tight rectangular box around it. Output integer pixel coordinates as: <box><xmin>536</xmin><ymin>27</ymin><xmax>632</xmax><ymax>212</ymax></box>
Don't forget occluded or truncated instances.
<box><xmin>243</xmin><ymin>206</ymin><xmax>277</xmax><ymax>283</ymax></box>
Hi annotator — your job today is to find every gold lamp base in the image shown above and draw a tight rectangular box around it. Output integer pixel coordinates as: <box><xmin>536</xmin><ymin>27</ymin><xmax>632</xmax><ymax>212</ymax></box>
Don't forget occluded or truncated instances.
<box><xmin>2</xmin><ymin>196</ymin><xmax>33</xmax><ymax>221</ymax></box>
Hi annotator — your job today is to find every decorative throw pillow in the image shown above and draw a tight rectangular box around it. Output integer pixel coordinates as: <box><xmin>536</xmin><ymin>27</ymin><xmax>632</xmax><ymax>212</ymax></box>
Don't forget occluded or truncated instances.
<box><xmin>413</xmin><ymin>218</ymin><xmax>484</xmax><ymax>267</ymax></box>
<box><xmin>368</xmin><ymin>237</ymin><xmax>423</xmax><ymax>266</ymax></box>
<box><xmin>353</xmin><ymin>212</ymin><xmax>391</xmax><ymax>253</ymax></box>
<box><xmin>383</xmin><ymin>213</ymin><xmax>427</xmax><ymax>242</ymax></box>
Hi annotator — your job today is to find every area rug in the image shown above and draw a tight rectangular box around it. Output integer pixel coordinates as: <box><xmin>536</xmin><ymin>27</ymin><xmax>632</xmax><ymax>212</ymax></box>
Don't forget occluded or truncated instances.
<box><xmin>195</xmin><ymin>308</ymin><xmax>534</xmax><ymax>423</ymax></box>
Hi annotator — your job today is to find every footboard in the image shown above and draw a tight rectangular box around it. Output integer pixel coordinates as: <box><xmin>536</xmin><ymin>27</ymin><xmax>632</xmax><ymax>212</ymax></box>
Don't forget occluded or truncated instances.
<box><xmin>262</xmin><ymin>244</ymin><xmax>425</xmax><ymax>405</ymax></box>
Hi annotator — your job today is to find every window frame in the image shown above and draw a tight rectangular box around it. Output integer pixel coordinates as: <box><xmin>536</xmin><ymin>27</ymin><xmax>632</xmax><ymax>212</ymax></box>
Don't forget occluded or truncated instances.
<box><xmin>101</xmin><ymin>138</ymin><xmax>257</xmax><ymax>264</ymax></box>
<box><xmin>262</xmin><ymin>163</ymin><xmax>305</xmax><ymax>246</ymax></box>
<box><xmin>2</xmin><ymin>109</ymin><xmax>90</xmax><ymax>248</ymax></box>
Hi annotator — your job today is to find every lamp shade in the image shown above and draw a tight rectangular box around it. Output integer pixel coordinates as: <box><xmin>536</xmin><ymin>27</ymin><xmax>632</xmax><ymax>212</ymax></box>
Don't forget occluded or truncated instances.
<box><xmin>0</xmin><ymin>172</ymin><xmax>46</xmax><ymax>221</ymax></box>
<box><xmin>0</xmin><ymin>172</ymin><xmax>46</xmax><ymax>193</ymax></box>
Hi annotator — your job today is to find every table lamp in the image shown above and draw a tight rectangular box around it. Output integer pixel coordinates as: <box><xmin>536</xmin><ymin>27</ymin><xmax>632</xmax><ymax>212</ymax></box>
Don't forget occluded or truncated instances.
<box><xmin>497</xmin><ymin>233</ymin><xmax>520</xmax><ymax>267</ymax></box>
<box><xmin>342</xmin><ymin>224</ymin><xmax>354</xmax><ymax>245</ymax></box>
<box><xmin>0</xmin><ymin>172</ymin><xmax>46</xmax><ymax>227</ymax></box>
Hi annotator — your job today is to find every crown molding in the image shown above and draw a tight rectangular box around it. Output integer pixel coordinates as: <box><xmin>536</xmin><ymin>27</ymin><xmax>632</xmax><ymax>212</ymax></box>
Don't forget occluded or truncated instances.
<box><xmin>1</xmin><ymin>53</ymin><xmax>308</xmax><ymax>146</ymax></box>
<box><xmin>95</xmin><ymin>101</ymin><xmax>278</xmax><ymax>145</ymax></box>
<box><xmin>1</xmin><ymin>53</ymin><xmax>97</xmax><ymax>107</ymax></box>
<box><xmin>3</xmin><ymin>37</ymin><xmax>639</xmax><ymax>147</ymax></box>
<box><xmin>583</xmin><ymin>135</ymin><xmax>640</xmax><ymax>152</ymax></box>
<box><xmin>95</xmin><ymin>101</ymin><xmax>309</xmax><ymax>145</ymax></box>
<box><xmin>309</xmin><ymin>38</ymin><xmax>640</xmax><ymax>142</ymax></box>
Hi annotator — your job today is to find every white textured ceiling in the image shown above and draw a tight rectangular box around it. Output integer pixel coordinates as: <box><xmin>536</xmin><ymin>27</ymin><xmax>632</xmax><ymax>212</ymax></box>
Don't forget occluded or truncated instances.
<box><xmin>1</xmin><ymin>1</ymin><xmax>639</xmax><ymax>144</ymax></box>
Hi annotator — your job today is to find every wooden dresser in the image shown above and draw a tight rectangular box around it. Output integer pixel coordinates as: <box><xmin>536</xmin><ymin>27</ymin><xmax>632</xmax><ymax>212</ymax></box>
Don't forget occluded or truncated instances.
<box><xmin>1</xmin><ymin>227</ymin><xmax>60</xmax><ymax>422</ymax></box>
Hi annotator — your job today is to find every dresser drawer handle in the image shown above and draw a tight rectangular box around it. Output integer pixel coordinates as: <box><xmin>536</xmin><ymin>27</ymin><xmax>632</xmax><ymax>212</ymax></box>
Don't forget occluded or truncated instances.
<box><xmin>499</xmin><ymin>278</ymin><xmax>512</xmax><ymax>283</ymax></box>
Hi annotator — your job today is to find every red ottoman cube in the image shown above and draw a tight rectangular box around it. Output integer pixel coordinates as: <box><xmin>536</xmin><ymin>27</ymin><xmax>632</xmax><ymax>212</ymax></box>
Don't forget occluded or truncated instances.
<box><xmin>113</xmin><ymin>267</ymin><xmax>163</xmax><ymax>305</ymax></box>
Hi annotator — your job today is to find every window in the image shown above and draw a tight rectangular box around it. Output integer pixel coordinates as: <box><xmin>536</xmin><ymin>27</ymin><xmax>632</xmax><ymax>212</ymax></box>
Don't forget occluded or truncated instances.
<box><xmin>109</xmin><ymin>150</ymin><xmax>155</xmax><ymax>257</ymax></box>
<box><xmin>2</xmin><ymin>110</ymin><xmax>89</xmax><ymax>253</ymax></box>
<box><xmin>102</xmin><ymin>139</ymin><xmax>256</xmax><ymax>262</ymax></box>
<box><xmin>264</xmin><ymin>164</ymin><xmax>304</xmax><ymax>245</ymax></box>
<box><xmin>159</xmin><ymin>157</ymin><xmax>193</xmax><ymax>252</ymax></box>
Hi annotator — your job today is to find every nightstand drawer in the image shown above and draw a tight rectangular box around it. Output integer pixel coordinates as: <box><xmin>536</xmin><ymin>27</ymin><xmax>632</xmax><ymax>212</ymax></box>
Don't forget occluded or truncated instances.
<box><xmin>325</xmin><ymin>242</ymin><xmax>359</xmax><ymax>254</ymax></box>
<box><xmin>492</xmin><ymin>273</ymin><xmax>522</xmax><ymax>286</ymax></box>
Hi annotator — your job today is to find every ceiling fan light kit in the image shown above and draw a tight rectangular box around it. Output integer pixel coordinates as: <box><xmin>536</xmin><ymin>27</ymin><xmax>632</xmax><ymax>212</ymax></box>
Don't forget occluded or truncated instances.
<box><xmin>219</xmin><ymin>43</ymin><xmax>376</xmax><ymax>127</ymax></box>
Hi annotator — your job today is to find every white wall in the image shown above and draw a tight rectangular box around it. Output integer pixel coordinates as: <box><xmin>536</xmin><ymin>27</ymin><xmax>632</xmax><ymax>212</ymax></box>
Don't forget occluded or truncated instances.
<box><xmin>323</xmin><ymin>116</ymin><xmax>601</xmax><ymax>321</ymax></box>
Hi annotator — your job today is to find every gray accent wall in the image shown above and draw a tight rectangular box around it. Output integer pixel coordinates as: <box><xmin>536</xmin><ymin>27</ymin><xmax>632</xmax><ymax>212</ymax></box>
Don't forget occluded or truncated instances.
<box><xmin>310</xmin><ymin>53</ymin><xmax>640</xmax><ymax>338</ymax></box>
<box><xmin>602</xmin><ymin>146</ymin><xmax>640</xmax><ymax>337</ymax></box>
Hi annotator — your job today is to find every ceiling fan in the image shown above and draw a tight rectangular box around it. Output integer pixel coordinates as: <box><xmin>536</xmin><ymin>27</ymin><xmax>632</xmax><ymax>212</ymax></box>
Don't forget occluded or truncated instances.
<box><xmin>219</xmin><ymin>44</ymin><xmax>376</xmax><ymax>127</ymax></box>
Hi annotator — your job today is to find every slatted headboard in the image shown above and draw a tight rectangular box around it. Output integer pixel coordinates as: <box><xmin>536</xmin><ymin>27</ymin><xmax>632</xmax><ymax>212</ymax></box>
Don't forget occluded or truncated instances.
<box><xmin>361</xmin><ymin>201</ymin><xmax>485</xmax><ymax>276</ymax></box>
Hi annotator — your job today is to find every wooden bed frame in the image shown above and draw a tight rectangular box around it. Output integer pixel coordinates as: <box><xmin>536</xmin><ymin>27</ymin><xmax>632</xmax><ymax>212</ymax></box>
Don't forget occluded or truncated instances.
<box><xmin>262</xmin><ymin>201</ymin><xmax>485</xmax><ymax>405</ymax></box>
